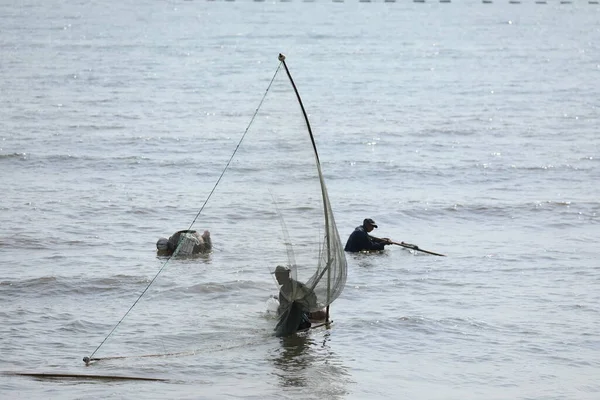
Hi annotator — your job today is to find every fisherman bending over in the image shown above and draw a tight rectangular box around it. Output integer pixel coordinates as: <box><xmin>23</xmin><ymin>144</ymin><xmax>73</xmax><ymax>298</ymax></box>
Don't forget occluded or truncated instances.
<box><xmin>272</xmin><ymin>265</ymin><xmax>322</xmax><ymax>337</ymax></box>
<box><xmin>156</xmin><ymin>230</ymin><xmax>211</xmax><ymax>256</ymax></box>
<box><xmin>344</xmin><ymin>218</ymin><xmax>392</xmax><ymax>252</ymax></box>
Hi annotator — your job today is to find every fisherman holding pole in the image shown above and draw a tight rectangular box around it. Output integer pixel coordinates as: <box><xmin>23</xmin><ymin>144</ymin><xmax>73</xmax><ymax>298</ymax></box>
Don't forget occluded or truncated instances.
<box><xmin>344</xmin><ymin>218</ymin><xmax>393</xmax><ymax>252</ymax></box>
<box><xmin>344</xmin><ymin>218</ymin><xmax>446</xmax><ymax>257</ymax></box>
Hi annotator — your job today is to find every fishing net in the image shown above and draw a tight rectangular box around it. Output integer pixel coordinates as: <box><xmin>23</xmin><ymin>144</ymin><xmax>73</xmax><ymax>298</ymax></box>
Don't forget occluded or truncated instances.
<box><xmin>215</xmin><ymin>55</ymin><xmax>348</xmax><ymax>337</ymax></box>
<box><xmin>83</xmin><ymin>55</ymin><xmax>348</xmax><ymax>365</ymax></box>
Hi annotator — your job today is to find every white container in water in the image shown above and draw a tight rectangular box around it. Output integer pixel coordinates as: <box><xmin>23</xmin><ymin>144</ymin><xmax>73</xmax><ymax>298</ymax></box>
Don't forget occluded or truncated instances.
<box><xmin>265</xmin><ymin>296</ymin><xmax>279</xmax><ymax>315</ymax></box>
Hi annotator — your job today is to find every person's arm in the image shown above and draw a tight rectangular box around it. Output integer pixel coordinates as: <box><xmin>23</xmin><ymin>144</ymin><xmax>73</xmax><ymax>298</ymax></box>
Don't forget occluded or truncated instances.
<box><xmin>277</xmin><ymin>290</ymin><xmax>290</xmax><ymax>315</ymax></box>
<box><xmin>368</xmin><ymin>235</ymin><xmax>391</xmax><ymax>251</ymax></box>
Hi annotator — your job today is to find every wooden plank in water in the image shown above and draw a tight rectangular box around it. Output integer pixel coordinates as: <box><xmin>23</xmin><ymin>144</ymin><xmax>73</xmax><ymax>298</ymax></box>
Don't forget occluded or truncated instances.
<box><xmin>7</xmin><ymin>372</ymin><xmax>168</xmax><ymax>382</ymax></box>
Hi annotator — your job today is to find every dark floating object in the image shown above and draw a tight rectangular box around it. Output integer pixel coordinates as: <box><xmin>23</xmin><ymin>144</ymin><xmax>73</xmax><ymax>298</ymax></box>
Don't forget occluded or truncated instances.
<box><xmin>7</xmin><ymin>372</ymin><xmax>168</xmax><ymax>382</ymax></box>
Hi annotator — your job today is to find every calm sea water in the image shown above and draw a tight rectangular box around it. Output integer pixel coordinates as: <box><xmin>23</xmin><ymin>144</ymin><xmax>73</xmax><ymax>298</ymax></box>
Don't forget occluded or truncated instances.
<box><xmin>1</xmin><ymin>0</ymin><xmax>599</xmax><ymax>399</ymax></box>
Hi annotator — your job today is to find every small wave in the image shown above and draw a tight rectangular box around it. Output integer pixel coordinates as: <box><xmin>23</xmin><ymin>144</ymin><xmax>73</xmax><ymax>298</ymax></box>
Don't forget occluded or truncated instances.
<box><xmin>0</xmin><ymin>235</ymin><xmax>102</xmax><ymax>251</ymax></box>
<box><xmin>345</xmin><ymin>314</ymin><xmax>496</xmax><ymax>338</ymax></box>
<box><xmin>57</xmin><ymin>318</ymin><xmax>92</xmax><ymax>334</ymax></box>
<box><xmin>417</xmin><ymin>128</ymin><xmax>479</xmax><ymax>137</ymax></box>
<box><xmin>0</xmin><ymin>152</ymin><xmax>28</xmax><ymax>161</ymax></box>
<box><xmin>432</xmin><ymin>200</ymin><xmax>599</xmax><ymax>220</ymax></box>
<box><xmin>187</xmin><ymin>279</ymin><xmax>260</xmax><ymax>294</ymax></box>
<box><xmin>0</xmin><ymin>275</ymin><xmax>152</xmax><ymax>298</ymax></box>
<box><xmin>1</xmin><ymin>276</ymin><xmax>57</xmax><ymax>287</ymax></box>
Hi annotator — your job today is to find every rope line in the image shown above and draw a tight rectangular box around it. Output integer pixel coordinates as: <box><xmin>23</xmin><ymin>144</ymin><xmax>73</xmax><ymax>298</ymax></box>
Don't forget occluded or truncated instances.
<box><xmin>87</xmin><ymin>321</ymin><xmax>330</xmax><ymax>365</ymax></box>
<box><xmin>85</xmin><ymin>62</ymin><xmax>283</xmax><ymax>363</ymax></box>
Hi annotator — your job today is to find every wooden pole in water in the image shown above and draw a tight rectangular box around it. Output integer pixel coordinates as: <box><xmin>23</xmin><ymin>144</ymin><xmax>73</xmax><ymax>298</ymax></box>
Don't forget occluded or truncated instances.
<box><xmin>278</xmin><ymin>53</ymin><xmax>335</xmax><ymax>324</ymax></box>
<box><xmin>372</xmin><ymin>236</ymin><xmax>446</xmax><ymax>257</ymax></box>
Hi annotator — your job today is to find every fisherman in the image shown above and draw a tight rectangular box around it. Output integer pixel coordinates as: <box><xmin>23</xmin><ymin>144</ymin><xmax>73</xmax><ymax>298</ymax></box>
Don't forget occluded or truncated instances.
<box><xmin>272</xmin><ymin>265</ymin><xmax>323</xmax><ymax>335</ymax></box>
<box><xmin>156</xmin><ymin>229</ymin><xmax>211</xmax><ymax>256</ymax></box>
<box><xmin>344</xmin><ymin>218</ymin><xmax>392</xmax><ymax>252</ymax></box>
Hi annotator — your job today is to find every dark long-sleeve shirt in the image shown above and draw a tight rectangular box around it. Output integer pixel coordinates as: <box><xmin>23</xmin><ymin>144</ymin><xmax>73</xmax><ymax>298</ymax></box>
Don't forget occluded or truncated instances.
<box><xmin>344</xmin><ymin>225</ymin><xmax>386</xmax><ymax>252</ymax></box>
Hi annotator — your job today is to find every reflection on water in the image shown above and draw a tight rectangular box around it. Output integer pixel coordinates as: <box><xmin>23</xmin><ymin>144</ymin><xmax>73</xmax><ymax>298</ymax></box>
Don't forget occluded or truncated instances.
<box><xmin>272</xmin><ymin>334</ymin><xmax>314</xmax><ymax>388</ymax></box>
<box><xmin>270</xmin><ymin>331</ymin><xmax>353</xmax><ymax>399</ymax></box>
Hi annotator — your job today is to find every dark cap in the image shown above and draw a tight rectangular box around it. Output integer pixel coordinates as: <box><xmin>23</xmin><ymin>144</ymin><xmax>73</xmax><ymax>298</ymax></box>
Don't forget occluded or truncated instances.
<box><xmin>363</xmin><ymin>218</ymin><xmax>378</xmax><ymax>228</ymax></box>
<box><xmin>271</xmin><ymin>265</ymin><xmax>290</xmax><ymax>274</ymax></box>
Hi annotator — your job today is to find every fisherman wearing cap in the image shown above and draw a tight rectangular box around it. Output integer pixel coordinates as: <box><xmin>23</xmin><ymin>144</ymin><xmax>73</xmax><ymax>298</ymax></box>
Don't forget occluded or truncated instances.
<box><xmin>272</xmin><ymin>265</ymin><xmax>320</xmax><ymax>335</ymax></box>
<box><xmin>273</xmin><ymin>266</ymin><xmax>318</xmax><ymax>316</ymax></box>
<box><xmin>344</xmin><ymin>218</ymin><xmax>392</xmax><ymax>252</ymax></box>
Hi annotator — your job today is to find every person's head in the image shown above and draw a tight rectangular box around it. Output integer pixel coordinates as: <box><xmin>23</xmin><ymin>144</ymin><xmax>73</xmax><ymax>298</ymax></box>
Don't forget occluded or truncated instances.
<box><xmin>156</xmin><ymin>237</ymin><xmax>169</xmax><ymax>251</ymax></box>
<box><xmin>272</xmin><ymin>265</ymin><xmax>291</xmax><ymax>285</ymax></box>
<box><xmin>362</xmin><ymin>218</ymin><xmax>378</xmax><ymax>233</ymax></box>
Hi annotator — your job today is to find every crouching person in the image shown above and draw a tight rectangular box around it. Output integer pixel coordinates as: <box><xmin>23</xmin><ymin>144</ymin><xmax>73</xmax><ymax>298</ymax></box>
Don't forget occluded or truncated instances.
<box><xmin>156</xmin><ymin>230</ymin><xmax>211</xmax><ymax>257</ymax></box>
<box><xmin>272</xmin><ymin>265</ymin><xmax>327</xmax><ymax>337</ymax></box>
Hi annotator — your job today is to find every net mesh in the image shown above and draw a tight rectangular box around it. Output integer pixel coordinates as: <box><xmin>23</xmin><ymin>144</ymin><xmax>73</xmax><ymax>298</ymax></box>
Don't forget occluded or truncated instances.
<box><xmin>213</xmin><ymin>57</ymin><xmax>348</xmax><ymax>337</ymax></box>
